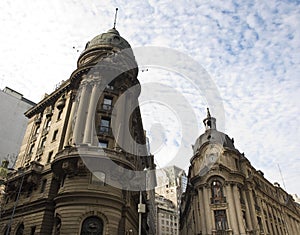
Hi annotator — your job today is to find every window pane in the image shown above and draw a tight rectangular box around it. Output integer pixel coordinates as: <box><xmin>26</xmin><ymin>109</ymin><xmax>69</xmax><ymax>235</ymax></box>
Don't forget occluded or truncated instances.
<box><xmin>98</xmin><ymin>140</ymin><xmax>108</xmax><ymax>148</ymax></box>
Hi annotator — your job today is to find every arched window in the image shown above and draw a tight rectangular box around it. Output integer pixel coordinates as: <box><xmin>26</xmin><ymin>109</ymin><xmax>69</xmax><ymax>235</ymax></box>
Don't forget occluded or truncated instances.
<box><xmin>80</xmin><ymin>216</ymin><xmax>103</xmax><ymax>235</ymax></box>
<box><xmin>54</xmin><ymin>215</ymin><xmax>61</xmax><ymax>235</ymax></box>
<box><xmin>16</xmin><ymin>223</ymin><xmax>24</xmax><ymax>235</ymax></box>
<box><xmin>211</xmin><ymin>180</ymin><xmax>225</xmax><ymax>203</ymax></box>
<box><xmin>3</xmin><ymin>225</ymin><xmax>10</xmax><ymax>235</ymax></box>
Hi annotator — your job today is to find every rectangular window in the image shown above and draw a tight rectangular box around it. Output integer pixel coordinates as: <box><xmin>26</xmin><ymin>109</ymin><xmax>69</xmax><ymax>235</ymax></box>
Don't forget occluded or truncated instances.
<box><xmin>214</xmin><ymin>210</ymin><xmax>228</xmax><ymax>231</ymax></box>
<box><xmin>40</xmin><ymin>179</ymin><xmax>47</xmax><ymax>193</ymax></box>
<box><xmin>35</xmin><ymin>125</ymin><xmax>40</xmax><ymax>135</ymax></box>
<box><xmin>98</xmin><ymin>140</ymin><xmax>108</xmax><ymax>148</ymax></box>
<box><xmin>47</xmin><ymin>151</ymin><xmax>53</xmax><ymax>163</ymax></box>
<box><xmin>102</xmin><ymin>97</ymin><xmax>113</xmax><ymax>110</ymax></box>
<box><xmin>100</xmin><ymin>118</ymin><xmax>110</xmax><ymax>134</ymax></box>
<box><xmin>30</xmin><ymin>226</ymin><xmax>36</xmax><ymax>235</ymax></box>
<box><xmin>40</xmin><ymin>138</ymin><xmax>47</xmax><ymax>148</ymax></box>
<box><xmin>46</xmin><ymin>119</ymin><xmax>51</xmax><ymax>131</ymax></box>
<box><xmin>52</xmin><ymin>130</ymin><xmax>58</xmax><ymax>141</ymax></box>
<box><xmin>57</xmin><ymin>110</ymin><xmax>63</xmax><ymax>121</ymax></box>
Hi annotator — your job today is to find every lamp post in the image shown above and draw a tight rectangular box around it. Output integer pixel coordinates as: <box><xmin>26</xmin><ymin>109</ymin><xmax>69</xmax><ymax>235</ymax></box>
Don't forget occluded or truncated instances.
<box><xmin>6</xmin><ymin>169</ymin><xmax>25</xmax><ymax>235</ymax></box>
<box><xmin>138</xmin><ymin>169</ymin><xmax>147</xmax><ymax>235</ymax></box>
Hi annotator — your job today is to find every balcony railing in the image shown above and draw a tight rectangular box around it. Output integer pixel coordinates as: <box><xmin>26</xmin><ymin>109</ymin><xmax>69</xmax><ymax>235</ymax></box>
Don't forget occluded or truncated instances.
<box><xmin>211</xmin><ymin>197</ymin><xmax>227</xmax><ymax>204</ymax></box>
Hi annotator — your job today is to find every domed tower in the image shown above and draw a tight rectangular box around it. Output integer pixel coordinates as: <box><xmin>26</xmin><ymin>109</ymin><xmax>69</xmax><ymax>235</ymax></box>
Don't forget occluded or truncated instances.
<box><xmin>180</xmin><ymin>109</ymin><xmax>247</xmax><ymax>235</ymax></box>
<box><xmin>0</xmin><ymin>27</ymin><xmax>155</xmax><ymax>235</ymax></box>
<box><xmin>181</xmin><ymin>110</ymin><xmax>300</xmax><ymax>235</ymax></box>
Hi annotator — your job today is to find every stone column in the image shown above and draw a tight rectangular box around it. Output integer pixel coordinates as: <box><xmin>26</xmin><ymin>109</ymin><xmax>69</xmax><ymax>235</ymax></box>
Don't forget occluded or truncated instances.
<box><xmin>83</xmin><ymin>79</ymin><xmax>101</xmax><ymax>145</ymax></box>
<box><xmin>198</xmin><ymin>188</ymin><xmax>207</xmax><ymax>234</ymax></box>
<box><xmin>203</xmin><ymin>186</ymin><xmax>212</xmax><ymax>233</ymax></box>
<box><xmin>245</xmin><ymin>189</ymin><xmax>257</xmax><ymax>231</ymax></box>
<box><xmin>63</xmin><ymin>92</ymin><xmax>78</xmax><ymax>147</ymax></box>
<box><xmin>112</xmin><ymin>88</ymin><xmax>127</xmax><ymax>150</ymax></box>
<box><xmin>193</xmin><ymin>192</ymin><xmax>200</xmax><ymax>234</ymax></box>
<box><xmin>261</xmin><ymin>201</ymin><xmax>271</xmax><ymax>235</ymax></box>
<box><xmin>233</xmin><ymin>185</ymin><xmax>246</xmax><ymax>234</ymax></box>
<box><xmin>73</xmin><ymin>78</ymin><xmax>91</xmax><ymax>144</ymax></box>
<box><xmin>226</xmin><ymin>184</ymin><xmax>239</xmax><ymax>234</ymax></box>
<box><xmin>242</xmin><ymin>190</ymin><xmax>253</xmax><ymax>231</ymax></box>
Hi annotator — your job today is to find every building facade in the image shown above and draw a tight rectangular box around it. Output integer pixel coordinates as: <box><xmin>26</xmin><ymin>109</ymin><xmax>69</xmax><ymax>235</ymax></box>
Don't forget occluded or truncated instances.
<box><xmin>180</xmin><ymin>109</ymin><xmax>300</xmax><ymax>235</ymax></box>
<box><xmin>155</xmin><ymin>194</ymin><xmax>178</xmax><ymax>235</ymax></box>
<box><xmin>0</xmin><ymin>87</ymin><xmax>35</xmax><ymax>166</ymax></box>
<box><xmin>155</xmin><ymin>166</ymin><xmax>187</xmax><ymax>235</ymax></box>
<box><xmin>0</xmin><ymin>27</ymin><xmax>155</xmax><ymax>235</ymax></box>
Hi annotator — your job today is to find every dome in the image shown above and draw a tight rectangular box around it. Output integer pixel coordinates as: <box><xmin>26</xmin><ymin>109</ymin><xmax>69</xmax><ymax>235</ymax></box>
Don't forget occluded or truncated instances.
<box><xmin>85</xmin><ymin>28</ymin><xmax>131</xmax><ymax>50</ymax></box>
<box><xmin>193</xmin><ymin>108</ymin><xmax>235</xmax><ymax>153</ymax></box>
<box><xmin>193</xmin><ymin>129</ymin><xmax>235</xmax><ymax>153</ymax></box>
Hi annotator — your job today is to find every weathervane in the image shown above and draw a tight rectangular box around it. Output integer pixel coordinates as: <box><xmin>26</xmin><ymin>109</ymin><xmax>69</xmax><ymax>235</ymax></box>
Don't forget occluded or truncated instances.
<box><xmin>113</xmin><ymin>8</ymin><xmax>118</xmax><ymax>29</ymax></box>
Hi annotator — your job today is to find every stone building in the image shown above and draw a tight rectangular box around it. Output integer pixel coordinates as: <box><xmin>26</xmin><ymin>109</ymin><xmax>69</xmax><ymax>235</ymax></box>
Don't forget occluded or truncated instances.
<box><xmin>180</xmin><ymin>109</ymin><xmax>300</xmax><ymax>235</ymax></box>
<box><xmin>0</xmin><ymin>27</ymin><xmax>155</xmax><ymax>235</ymax></box>
<box><xmin>155</xmin><ymin>166</ymin><xmax>187</xmax><ymax>235</ymax></box>
<box><xmin>155</xmin><ymin>194</ymin><xmax>178</xmax><ymax>235</ymax></box>
<box><xmin>0</xmin><ymin>87</ymin><xmax>36</xmax><ymax>165</ymax></box>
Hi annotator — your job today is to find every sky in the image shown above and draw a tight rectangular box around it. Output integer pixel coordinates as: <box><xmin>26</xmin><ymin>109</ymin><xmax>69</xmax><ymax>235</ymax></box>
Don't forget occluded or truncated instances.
<box><xmin>0</xmin><ymin>0</ymin><xmax>299</xmax><ymax>196</ymax></box>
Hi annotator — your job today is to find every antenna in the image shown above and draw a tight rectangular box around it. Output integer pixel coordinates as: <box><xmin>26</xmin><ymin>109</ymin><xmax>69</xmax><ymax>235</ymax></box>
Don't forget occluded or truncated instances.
<box><xmin>277</xmin><ymin>164</ymin><xmax>287</xmax><ymax>190</ymax></box>
<box><xmin>113</xmin><ymin>8</ymin><xmax>118</xmax><ymax>29</ymax></box>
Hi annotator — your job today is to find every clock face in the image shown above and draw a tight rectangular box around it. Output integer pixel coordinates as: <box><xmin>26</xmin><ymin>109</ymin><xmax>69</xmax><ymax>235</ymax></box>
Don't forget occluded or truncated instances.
<box><xmin>205</xmin><ymin>144</ymin><xmax>220</xmax><ymax>165</ymax></box>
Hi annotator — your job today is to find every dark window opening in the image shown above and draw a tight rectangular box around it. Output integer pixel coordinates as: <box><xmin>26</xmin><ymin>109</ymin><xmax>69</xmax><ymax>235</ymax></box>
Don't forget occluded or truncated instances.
<box><xmin>57</xmin><ymin>110</ymin><xmax>63</xmax><ymax>121</ymax></box>
<box><xmin>47</xmin><ymin>151</ymin><xmax>53</xmax><ymax>163</ymax></box>
<box><xmin>52</xmin><ymin>130</ymin><xmax>58</xmax><ymax>141</ymax></box>
<box><xmin>214</xmin><ymin>210</ymin><xmax>228</xmax><ymax>233</ymax></box>
<box><xmin>40</xmin><ymin>179</ymin><xmax>47</xmax><ymax>193</ymax></box>
<box><xmin>40</xmin><ymin>138</ymin><xmax>47</xmax><ymax>148</ymax></box>
<box><xmin>35</xmin><ymin>126</ymin><xmax>40</xmax><ymax>136</ymax></box>
<box><xmin>98</xmin><ymin>140</ymin><xmax>108</xmax><ymax>148</ymax></box>
<box><xmin>99</xmin><ymin>118</ymin><xmax>111</xmax><ymax>134</ymax></box>
<box><xmin>16</xmin><ymin>223</ymin><xmax>24</xmax><ymax>235</ymax></box>
<box><xmin>45</xmin><ymin>119</ymin><xmax>51</xmax><ymax>131</ymax></box>
<box><xmin>80</xmin><ymin>216</ymin><xmax>104</xmax><ymax>235</ymax></box>
<box><xmin>30</xmin><ymin>226</ymin><xmax>36</xmax><ymax>235</ymax></box>
<box><xmin>54</xmin><ymin>216</ymin><xmax>61</xmax><ymax>235</ymax></box>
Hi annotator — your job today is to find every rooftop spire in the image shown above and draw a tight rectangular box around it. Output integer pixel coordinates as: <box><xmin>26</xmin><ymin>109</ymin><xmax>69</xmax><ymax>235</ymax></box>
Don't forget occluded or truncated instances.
<box><xmin>203</xmin><ymin>107</ymin><xmax>216</xmax><ymax>130</ymax></box>
<box><xmin>207</xmin><ymin>107</ymin><xmax>211</xmax><ymax>118</ymax></box>
<box><xmin>113</xmin><ymin>8</ymin><xmax>118</xmax><ymax>29</ymax></box>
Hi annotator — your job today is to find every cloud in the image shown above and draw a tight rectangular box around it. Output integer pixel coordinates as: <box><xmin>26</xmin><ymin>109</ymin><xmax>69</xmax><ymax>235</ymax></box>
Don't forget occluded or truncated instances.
<box><xmin>0</xmin><ymin>0</ymin><xmax>299</xmax><ymax>195</ymax></box>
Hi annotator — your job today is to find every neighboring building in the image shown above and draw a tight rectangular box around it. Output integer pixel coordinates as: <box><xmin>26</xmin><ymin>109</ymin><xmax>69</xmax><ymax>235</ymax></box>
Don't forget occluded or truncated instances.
<box><xmin>155</xmin><ymin>194</ymin><xmax>178</xmax><ymax>235</ymax></box>
<box><xmin>0</xmin><ymin>26</ymin><xmax>155</xmax><ymax>234</ymax></box>
<box><xmin>155</xmin><ymin>166</ymin><xmax>187</xmax><ymax>235</ymax></box>
<box><xmin>180</xmin><ymin>109</ymin><xmax>300</xmax><ymax>235</ymax></box>
<box><xmin>0</xmin><ymin>87</ymin><xmax>35</xmax><ymax>166</ymax></box>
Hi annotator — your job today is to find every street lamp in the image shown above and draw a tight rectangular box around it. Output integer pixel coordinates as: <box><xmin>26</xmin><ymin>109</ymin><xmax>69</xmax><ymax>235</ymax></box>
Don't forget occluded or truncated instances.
<box><xmin>6</xmin><ymin>168</ymin><xmax>25</xmax><ymax>235</ymax></box>
<box><xmin>138</xmin><ymin>168</ymin><xmax>147</xmax><ymax>235</ymax></box>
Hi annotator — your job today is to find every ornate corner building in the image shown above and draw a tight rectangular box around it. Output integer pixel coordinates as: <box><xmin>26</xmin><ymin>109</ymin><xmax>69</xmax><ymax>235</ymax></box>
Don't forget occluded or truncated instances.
<box><xmin>0</xmin><ymin>27</ymin><xmax>155</xmax><ymax>235</ymax></box>
<box><xmin>180</xmin><ymin>110</ymin><xmax>300</xmax><ymax>235</ymax></box>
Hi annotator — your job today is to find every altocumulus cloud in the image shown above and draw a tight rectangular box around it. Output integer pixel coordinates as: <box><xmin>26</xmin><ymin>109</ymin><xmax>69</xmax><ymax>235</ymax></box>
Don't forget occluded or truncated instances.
<box><xmin>0</xmin><ymin>0</ymin><xmax>299</xmax><ymax>195</ymax></box>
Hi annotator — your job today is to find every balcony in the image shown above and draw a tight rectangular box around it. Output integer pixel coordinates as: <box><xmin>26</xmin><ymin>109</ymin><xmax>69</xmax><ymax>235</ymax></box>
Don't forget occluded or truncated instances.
<box><xmin>211</xmin><ymin>197</ymin><xmax>227</xmax><ymax>204</ymax></box>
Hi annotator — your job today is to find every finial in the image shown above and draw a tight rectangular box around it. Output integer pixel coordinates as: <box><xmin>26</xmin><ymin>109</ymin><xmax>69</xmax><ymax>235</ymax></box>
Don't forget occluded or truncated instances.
<box><xmin>113</xmin><ymin>8</ymin><xmax>118</xmax><ymax>29</ymax></box>
<box><xmin>207</xmin><ymin>107</ymin><xmax>211</xmax><ymax>118</ymax></box>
